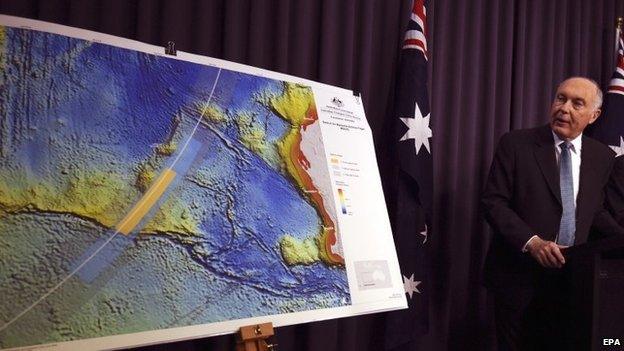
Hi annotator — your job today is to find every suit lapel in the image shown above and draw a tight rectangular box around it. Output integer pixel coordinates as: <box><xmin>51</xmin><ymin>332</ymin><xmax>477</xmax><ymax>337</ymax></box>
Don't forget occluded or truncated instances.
<box><xmin>576</xmin><ymin>137</ymin><xmax>595</xmax><ymax>223</ymax></box>
<box><xmin>533</xmin><ymin>125</ymin><xmax>561</xmax><ymax>204</ymax></box>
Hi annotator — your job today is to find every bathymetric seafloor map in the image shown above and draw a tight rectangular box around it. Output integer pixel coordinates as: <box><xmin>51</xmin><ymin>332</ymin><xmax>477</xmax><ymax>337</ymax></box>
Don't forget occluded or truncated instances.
<box><xmin>0</xmin><ymin>16</ymin><xmax>406</xmax><ymax>350</ymax></box>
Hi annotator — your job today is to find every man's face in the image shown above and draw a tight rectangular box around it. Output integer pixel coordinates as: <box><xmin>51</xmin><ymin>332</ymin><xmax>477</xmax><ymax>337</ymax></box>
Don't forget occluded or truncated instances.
<box><xmin>550</xmin><ymin>78</ymin><xmax>601</xmax><ymax>140</ymax></box>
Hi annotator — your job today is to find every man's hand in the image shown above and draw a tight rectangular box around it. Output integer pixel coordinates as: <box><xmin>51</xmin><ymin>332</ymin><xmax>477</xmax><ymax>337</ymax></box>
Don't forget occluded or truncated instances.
<box><xmin>526</xmin><ymin>236</ymin><xmax>567</xmax><ymax>268</ymax></box>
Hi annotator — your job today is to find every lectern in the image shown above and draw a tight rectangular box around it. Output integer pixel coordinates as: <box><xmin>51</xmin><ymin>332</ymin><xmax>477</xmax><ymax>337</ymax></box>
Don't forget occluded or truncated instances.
<box><xmin>563</xmin><ymin>235</ymin><xmax>624</xmax><ymax>350</ymax></box>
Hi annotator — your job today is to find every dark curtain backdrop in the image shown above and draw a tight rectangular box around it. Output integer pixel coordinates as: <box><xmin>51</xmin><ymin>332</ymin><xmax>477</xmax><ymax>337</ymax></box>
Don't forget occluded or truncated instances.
<box><xmin>1</xmin><ymin>1</ymin><xmax>624</xmax><ymax>350</ymax></box>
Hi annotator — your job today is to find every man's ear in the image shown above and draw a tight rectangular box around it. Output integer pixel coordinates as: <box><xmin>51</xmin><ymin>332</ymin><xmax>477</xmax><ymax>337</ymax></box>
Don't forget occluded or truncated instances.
<box><xmin>590</xmin><ymin>109</ymin><xmax>602</xmax><ymax>124</ymax></box>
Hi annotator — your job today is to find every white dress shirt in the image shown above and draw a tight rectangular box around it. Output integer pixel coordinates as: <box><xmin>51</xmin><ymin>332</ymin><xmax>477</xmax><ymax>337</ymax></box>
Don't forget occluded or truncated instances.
<box><xmin>522</xmin><ymin>131</ymin><xmax>582</xmax><ymax>251</ymax></box>
<box><xmin>552</xmin><ymin>131</ymin><xmax>582</xmax><ymax>204</ymax></box>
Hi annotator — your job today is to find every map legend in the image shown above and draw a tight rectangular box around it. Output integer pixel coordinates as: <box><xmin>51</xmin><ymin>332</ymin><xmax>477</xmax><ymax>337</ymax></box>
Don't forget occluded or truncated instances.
<box><xmin>330</xmin><ymin>155</ymin><xmax>342</xmax><ymax>176</ymax></box>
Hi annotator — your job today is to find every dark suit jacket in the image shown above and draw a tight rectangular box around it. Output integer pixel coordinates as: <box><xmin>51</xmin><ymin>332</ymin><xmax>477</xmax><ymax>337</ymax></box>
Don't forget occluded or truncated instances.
<box><xmin>606</xmin><ymin>156</ymin><xmax>624</xmax><ymax>225</ymax></box>
<box><xmin>481</xmin><ymin>124</ymin><xmax>623</xmax><ymax>310</ymax></box>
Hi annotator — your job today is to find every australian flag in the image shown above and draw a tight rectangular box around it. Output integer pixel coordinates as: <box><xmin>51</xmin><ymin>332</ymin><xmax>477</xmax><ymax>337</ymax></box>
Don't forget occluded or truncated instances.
<box><xmin>384</xmin><ymin>0</ymin><xmax>433</xmax><ymax>349</ymax></box>
<box><xmin>590</xmin><ymin>24</ymin><xmax>624</xmax><ymax>222</ymax></box>
<box><xmin>591</xmin><ymin>25</ymin><xmax>624</xmax><ymax>154</ymax></box>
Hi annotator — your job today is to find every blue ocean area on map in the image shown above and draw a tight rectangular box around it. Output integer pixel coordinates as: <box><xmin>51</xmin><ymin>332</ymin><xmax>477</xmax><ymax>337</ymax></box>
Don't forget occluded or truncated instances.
<box><xmin>0</xmin><ymin>26</ymin><xmax>349</xmax><ymax>348</ymax></box>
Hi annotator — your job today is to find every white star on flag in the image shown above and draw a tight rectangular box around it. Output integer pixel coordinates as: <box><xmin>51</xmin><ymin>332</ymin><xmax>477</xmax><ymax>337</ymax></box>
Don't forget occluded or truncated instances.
<box><xmin>403</xmin><ymin>273</ymin><xmax>421</xmax><ymax>299</ymax></box>
<box><xmin>420</xmin><ymin>224</ymin><xmax>428</xmax><ymax>244</ymax></box>
<box><xmin>610</xmin><ymin>136</ymin><xmax>624</xmax><ymax>157</ymax></box>
<box><xmin>399</xmin><ymin>102</ymin><xmax>432</xmax><ymax>155</ymax></box>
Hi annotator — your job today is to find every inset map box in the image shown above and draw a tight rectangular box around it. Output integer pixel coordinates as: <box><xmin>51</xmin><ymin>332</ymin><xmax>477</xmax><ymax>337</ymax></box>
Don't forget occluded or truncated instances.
<box><xmin>354</xmin><ymin>260</ymin><xmax>392</xmax><ymax>290</ymax></box>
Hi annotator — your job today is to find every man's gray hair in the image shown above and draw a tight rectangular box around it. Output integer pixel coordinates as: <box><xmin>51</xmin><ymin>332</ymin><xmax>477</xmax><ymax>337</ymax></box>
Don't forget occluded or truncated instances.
<box><xmin>586</xmin><ymin>78</ymin><xmax>603</xmax><ymax>110</ymax></box>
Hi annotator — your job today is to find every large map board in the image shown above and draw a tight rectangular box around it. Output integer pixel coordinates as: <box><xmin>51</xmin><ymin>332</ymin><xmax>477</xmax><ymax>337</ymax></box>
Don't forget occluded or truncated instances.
<box><xmin>0</xmin><ymin>15</ymin><xmax>407</xmax><ymax>350</ymax></box>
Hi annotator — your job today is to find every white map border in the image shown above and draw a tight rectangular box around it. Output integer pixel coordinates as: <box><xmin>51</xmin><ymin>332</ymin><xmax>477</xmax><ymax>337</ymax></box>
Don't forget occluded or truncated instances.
<box><xmin>0</xmin><ymin>14</ymin><xmax>407</xmax><ymax>351</ymax></box>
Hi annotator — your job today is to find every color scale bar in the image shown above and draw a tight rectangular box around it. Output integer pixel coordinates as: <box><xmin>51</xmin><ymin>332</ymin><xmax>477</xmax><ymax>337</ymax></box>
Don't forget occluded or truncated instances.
<box><xmin>338</xmin><ymin>188</ymin><xmax>347</xmax><ymax>214</ymax></box>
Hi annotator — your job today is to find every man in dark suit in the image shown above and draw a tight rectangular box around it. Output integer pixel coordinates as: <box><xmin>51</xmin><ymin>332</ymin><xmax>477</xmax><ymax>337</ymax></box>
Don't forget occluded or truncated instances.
<box><xmin>482</xmin><ymin>77</ymin><xmax>624</xmax><ymax>350</ymax></box>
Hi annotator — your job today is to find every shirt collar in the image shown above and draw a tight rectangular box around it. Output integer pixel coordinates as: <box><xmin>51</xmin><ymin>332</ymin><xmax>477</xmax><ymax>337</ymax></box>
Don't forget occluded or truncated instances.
<box><xmin>552</xmin><ymin>130</ymin><xmax>582</xmax><ymax>154</ymax></box>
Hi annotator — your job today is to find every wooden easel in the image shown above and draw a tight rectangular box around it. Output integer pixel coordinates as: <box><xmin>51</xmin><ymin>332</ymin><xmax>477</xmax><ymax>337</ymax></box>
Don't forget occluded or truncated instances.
<box><xmin>235</xmin><ymin>322</ymin><xmax>276</xmax><ymax>351</ymax></box>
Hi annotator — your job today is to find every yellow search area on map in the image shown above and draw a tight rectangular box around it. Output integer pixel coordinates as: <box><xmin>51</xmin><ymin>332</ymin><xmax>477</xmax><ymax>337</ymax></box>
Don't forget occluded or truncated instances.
<box><xmin>116</xmin><ymin>168</ymin><xmax>177</xmax><ymax>235</ymax></box>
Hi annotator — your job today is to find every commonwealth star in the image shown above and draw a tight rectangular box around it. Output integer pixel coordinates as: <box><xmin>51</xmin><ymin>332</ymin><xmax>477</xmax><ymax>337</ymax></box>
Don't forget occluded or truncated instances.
<box><xmin>399</xmin><ymin>102</ymin><xmax>432</xmax><ymax>155</ymax></box>
<box><xmin>403</xmin><ymin>273</ymin><xmax>422</xmax><ymax>299</ymax></box>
